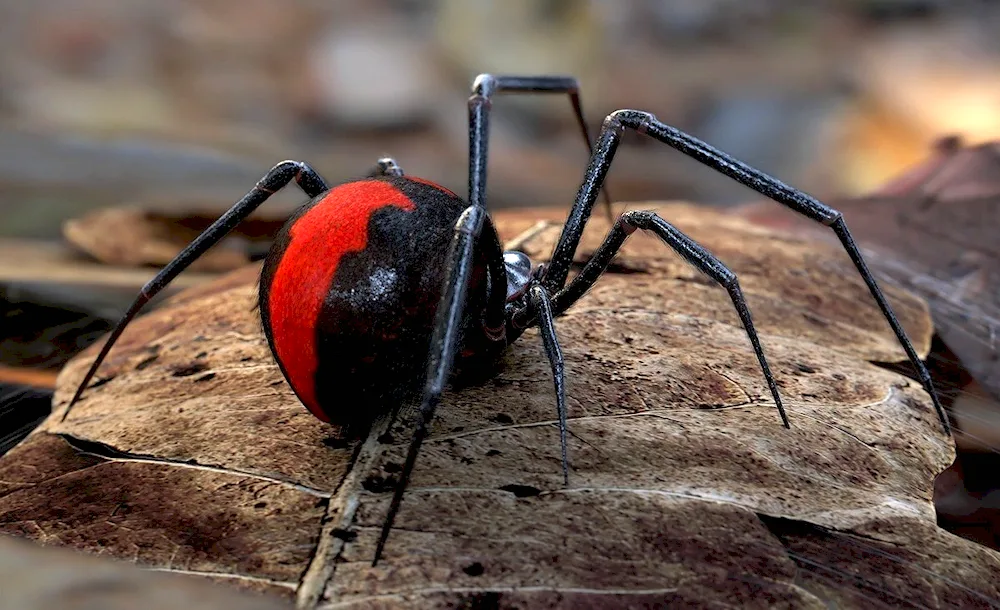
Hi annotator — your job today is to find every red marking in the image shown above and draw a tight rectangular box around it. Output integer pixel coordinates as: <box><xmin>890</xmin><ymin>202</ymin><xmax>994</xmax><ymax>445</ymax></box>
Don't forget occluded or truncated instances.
<box><xmin>408</xmin><ymin>176</ymin><xmax>458</xmax><ymax>198</ymax></box>
<box><xmin>268</xmin><ymin>181</ymin><xmax>415</xmax><ymax>421</ymax></box>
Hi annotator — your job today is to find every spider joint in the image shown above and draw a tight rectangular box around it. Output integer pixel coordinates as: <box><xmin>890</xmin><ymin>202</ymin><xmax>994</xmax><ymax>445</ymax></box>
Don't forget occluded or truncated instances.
<box><xmin>456</xmin><ymin>206</ymin><xmax>486</xmax><ymax>235</ymax></box>
<box><xmin>822</xmin><ymin>211</ymin><xmax>845</xmax><ymax>227</ymax></box>
<box><xmin>609</xmin><ymin>109</ymin><xmax>657</xmax><ymax>134</ymax></box>
<box><xmin>471</xmin><ymin>73</ymin><xmax>497</xmax><ymax>97</ymax></box>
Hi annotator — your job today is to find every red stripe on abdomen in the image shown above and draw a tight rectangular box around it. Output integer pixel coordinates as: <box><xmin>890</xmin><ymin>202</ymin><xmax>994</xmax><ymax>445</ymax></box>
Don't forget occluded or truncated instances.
<box><xmin>268</xmin><ymin>181</ymin><xmax>415</xmax><ymax>421</ymax></box>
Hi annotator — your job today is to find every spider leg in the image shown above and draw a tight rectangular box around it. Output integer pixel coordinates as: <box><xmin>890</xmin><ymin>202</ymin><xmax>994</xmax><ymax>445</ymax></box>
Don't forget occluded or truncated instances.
<box><xmin>528</xmin><ymin>284</ymin><xmax>570</xmax><ymax>484</ymax></box>
<box><xmin>541</xmin><ymin>109</ymin><xmax>950</xmax><ymax>435</ymax></box>
<box><xmin>519</xmin><ymin>209</ymin><xmax>788</xmax><ymax>427</ymax></box>
<box><xmin>372</xmin><ymin>74</ymin><xmax>619</xmax><ymax>565</ymax></box>
<box><xmin>372</xmin><ymin>205</ymin><xmax>487</xmax><ymax>566</ymax></box>
<box><xmin>61</xmin><ymin>160</ymin><xmax>329</xmax><ymax>421</ymax></box>
<box><xmin>469</xmin><ymin>74</ymin><xmax>613</xmax><ymax>221</ymax></box>
<box><xmin>469</xmin><ymin>73</ymin><xmax>614</xmax><ymax>342</ymax></box>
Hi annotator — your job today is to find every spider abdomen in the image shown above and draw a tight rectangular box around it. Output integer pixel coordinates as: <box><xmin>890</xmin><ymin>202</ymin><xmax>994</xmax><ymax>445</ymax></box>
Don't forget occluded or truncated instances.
<box><xmin>259</xmin><ymin>176</ymin><xmax>495</xmax><ymax>434</ymax></box>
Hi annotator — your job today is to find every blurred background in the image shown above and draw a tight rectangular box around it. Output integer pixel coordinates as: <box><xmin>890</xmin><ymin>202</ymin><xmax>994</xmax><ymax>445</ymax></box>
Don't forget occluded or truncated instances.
<box><xmin>1</xmin><ymin>0</ymin><xmax>1000</xmax><ymax>561</ymax></box>
<box><xmin>1</xmin><ymin>0</ymin><xmax>1000</xmax><ymax>237</ymax></box>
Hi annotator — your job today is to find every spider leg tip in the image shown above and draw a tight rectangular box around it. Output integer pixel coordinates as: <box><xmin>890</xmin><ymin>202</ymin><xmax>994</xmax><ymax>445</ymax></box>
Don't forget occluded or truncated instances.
<box><xmin>774</xmin><ymin>404</ymin><xmax>790</xmax><ymax>429</ymax></box>
<box><xmin>371</xmin><ymin>543</ymin><xmax>387</xmax><ymax>567</ymax></box>
<box><xmin>938</xmin><ymin>415</ymin><xmax>953</xmax><ymax>437</ymax></box>
<box><xmin>926</xmin><ymin>391</ymin><xmax>952</xmax><ymax>436</ymax></box>
<box><xmin>60</xmin><ymin>395</ymin><xmax>82</xmax><ymax>423</ymax></box>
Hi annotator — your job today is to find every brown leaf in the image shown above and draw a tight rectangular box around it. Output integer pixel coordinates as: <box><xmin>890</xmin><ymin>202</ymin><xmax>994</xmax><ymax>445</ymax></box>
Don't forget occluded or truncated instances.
<box><xmin>63</xmin><ymin>207</ymin><xmax>286</xmax><ymax>272</ymax></box>
<box><xmin>0</xmin><ymin>533</ymin><xmax>290</xmax><ymax>609</ymax></box>
<box><xmin>0</xmin><ymin>237</ymin><xmax>217</xmax><ymax>290</ymax></box>
<box><xmin>3</xmin><ymin>203</ymin><xmax>996</xmax><ymax>608</ymax></box>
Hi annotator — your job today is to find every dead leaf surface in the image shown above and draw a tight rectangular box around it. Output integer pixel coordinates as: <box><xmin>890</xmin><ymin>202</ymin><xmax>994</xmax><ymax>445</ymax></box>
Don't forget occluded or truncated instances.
<box><xmin>0</xmin><ymin>237</ymin><xmax>217</xmax><ymax>289</ymax></box>
<box><xmin>2</xmin><ymin>203</ymin><xmax>995</xmax><ymax>608</ymax></box>
<box><xmin>63</xmin><ymin>206</ymin><xmax>285</xmax><ymax>271</ymax></box>
<box><xmin>0</xmin><ymin>532</ymin><xmax>290</xmax><ymax>609</ymax></box>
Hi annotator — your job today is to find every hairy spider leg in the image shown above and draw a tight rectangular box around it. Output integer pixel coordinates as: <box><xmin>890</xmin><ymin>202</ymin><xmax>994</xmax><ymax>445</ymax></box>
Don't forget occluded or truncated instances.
<box><xmin>541</xmin><ymin>109</ymin><xmax>950</xmax><ymax>436</ymax></box>
<box><xmin>62</xmin><ymin>161</ymin><xmax>329</xmax><ymax>422</ymax></box>
<box><xmin>372</xmin><ymin>74</ymin><xmax>603</xmax><ymax>565</ymax></box>
<box><xmin>513</xmin><ymin>209</ymin><xmax>789</xmax><ymax>427</ymax></box>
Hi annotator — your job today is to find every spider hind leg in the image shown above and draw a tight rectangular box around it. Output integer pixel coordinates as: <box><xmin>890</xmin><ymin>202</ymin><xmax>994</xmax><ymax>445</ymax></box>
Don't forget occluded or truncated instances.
<box><xmin>528</xmin><ymin>209</ymin><xmax>789</xmax><ymax>427</ymax></box>
<box><xmin>541</xmin><ymin>109</ymin><xmax>950</xmax><ymax>435</ymax></box>
<box><xmin>62</xmin><ymin>161</ymin><xmax>329</xmax><ymax>422</ymax></box>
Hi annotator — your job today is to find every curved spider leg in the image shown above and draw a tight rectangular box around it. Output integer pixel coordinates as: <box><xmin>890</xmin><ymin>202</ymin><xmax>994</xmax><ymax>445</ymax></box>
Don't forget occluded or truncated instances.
<box><xmin>521</xmin><ymin>209</ymin><xmax>788</xmax><ymax>427</ymax></box>
<box><xmin>542</xmin><ymin>109</ymin><xmax>950</xmax><ymax>435</ymax></box>
<box><xmin>527</xmin><ymin>284</ymin><xmax>570</xmax><ymax>484</ymax></box>
<box><xmin>61</xmin><ymin>161</ymin><xmax>329</xmax><ymax>422</ymax></box>
<box><xmin>468</xmin><ymin>79</ymin><xmax>511</xmax><ymax>336</ymax></box>
<box><xmin>468</xmin><ymin>73</ymin><xmax>621</xmax><ymax>346</ymax></box>
<box><xmin>375</xmin><ymin>74</ymin><xmax>598</xmax><ymax>565</ymax></box>
<box><xmin>470</xmin><ymin>74</ymin><xmax>614</xmax><ymax>221</ymax></box>
<box><xmin>372</xmin><ymin>205</ymin><xmax>488</xmax><ymax>566</ymax></box>
<box><xmin>373</xmin><ymin>74</ymin><xmax>617</xmax><ymax>565</ymax></box>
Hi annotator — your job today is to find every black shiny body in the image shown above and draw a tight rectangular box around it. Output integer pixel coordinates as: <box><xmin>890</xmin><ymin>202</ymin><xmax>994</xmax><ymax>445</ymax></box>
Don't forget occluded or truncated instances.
<box><xmin>258</xmin><ymin>177</ymin><xmax>508</xmax><ymax>434</ymax></box>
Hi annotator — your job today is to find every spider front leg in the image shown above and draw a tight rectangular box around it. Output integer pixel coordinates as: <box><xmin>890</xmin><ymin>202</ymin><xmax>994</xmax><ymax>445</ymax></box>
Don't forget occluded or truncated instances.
<box><xmin>519</xmin><ymin>210</ymin><xmax>788</xmax><ymax>427</ymax></box>
<box><xmin>527</xmin><ymin>284</ymin><xmax>570</xmax><ymax>484</ymax></box>
<box><xmin>372</xmin><ymin>205</ymin><xmax>489</xmax><ymax>566</ymax></box>
<box><xmin>468</xmin><ymin>74</ymin><xmax>612</xmax><ymax>219</ymax></box>
<box><xmin>373</xmin><ymin>74</ymin><xmax>615</xmax><ymax>565</ymax></box>
<box><xmin>62</xmin><ymin>160</ymin><xmax>329</xmax><ymax>421</ymax></box>
<box><xmin>542</xmin><ymin>109</ymin><xmax>950</xmax><ymax>435</ymax></box>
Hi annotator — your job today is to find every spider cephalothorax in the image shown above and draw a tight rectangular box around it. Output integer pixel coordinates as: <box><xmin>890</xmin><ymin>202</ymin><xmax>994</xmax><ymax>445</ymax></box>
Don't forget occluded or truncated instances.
<box><xmin>63</xmin><ymin>73</ymin><xmax>950</xmax><ymax>567</ymax></box>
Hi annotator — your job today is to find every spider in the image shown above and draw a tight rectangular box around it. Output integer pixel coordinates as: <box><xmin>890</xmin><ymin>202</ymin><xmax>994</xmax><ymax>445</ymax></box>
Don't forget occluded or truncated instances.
<box><xmin>61</xmin><ymin>74</ymin><xmax>950</xmax><ymax>567</ymax></box>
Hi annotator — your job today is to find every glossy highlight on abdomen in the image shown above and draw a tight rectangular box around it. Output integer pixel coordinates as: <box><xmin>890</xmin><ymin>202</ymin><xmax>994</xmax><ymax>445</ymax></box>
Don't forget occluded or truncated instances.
<box><xmin>266</xmin><ymin>180</ymin><xmax>415</xmax><ymax>421</ymax></box>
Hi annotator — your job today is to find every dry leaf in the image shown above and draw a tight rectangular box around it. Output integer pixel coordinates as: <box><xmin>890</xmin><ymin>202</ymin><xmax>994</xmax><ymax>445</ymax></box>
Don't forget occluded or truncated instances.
<box><xmin>2</xmin><ymin>203</ymin><xmax>996</xmax><ymax>608</ymax></box>
<box><xmin>0</xmin><ymin>533</ymin><xmax>289</xmax><ymax>610</ymax></box>
<box><xmin>63</xmin><ymin>207</ymin><xmax>286</xmax><ymax>272</ymax></box>
<box><xmin>0</xmin><ymin>237</ymin><xmax>217</xmax><ymax>290</ymax></box>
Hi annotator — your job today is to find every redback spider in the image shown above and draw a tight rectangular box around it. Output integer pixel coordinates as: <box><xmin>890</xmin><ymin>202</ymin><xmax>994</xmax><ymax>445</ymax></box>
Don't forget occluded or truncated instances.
<box><xmin>62</xmin><ymin>74</ymin><xmax>951</xmax><ymax>567</ymax></box>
